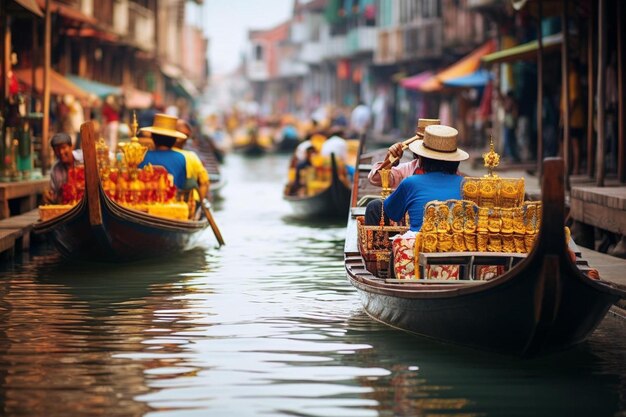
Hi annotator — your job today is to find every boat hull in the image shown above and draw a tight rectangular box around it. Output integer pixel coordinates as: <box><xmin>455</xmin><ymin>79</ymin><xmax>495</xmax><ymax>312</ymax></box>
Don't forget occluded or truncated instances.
<box><xmin>347</xmin><ymin>258</ymin><xmax>619</xmax><ymax>355</ymax></box>
<box><xmin>35</xmin><ymin>197</ymin><xmax>207</xmax><ymax>262</ymax></box>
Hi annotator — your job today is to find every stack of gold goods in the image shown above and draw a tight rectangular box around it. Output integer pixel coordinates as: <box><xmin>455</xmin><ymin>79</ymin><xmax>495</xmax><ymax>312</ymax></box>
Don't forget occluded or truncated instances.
<box><xmin>415</xmin><ymin>137</ymin><xmax>540</xmax><ymax>255</ymax></box>
<box><xmin>39</xmin><ymin>114</ymin><xmax>190</xmax><ymax>221</ymax></box>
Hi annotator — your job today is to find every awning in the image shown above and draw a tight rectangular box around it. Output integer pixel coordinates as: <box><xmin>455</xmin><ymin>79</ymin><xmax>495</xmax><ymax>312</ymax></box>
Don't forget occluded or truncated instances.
<box><xmin>10</xmin><ymin>0</ymin><xmax>44</xmax><ymax>17</ymax></box>
<box><xmin>161</xmin><ymin>63</ymin><xmax>183</xmax><ymax>79</ymax></box>
<box><xmin>123</xmin><ymin>87</ymin><xmax>153</xmax><ymax>109</ymax></box>
<box><xmin>400</xmin><ymin>71</ymin><xmax>434</xmax><ymax>91</ymax></box>
<box><xmin>14</xmin><ymin>67</ymin><xmax>89</xmax><ymax>100</ymax></box>
<box><xmin>64</xmin><ymin>27</ymin><xmax>119</xmax><ymax>43</ymax></box>
<box><xmin>66</xmin><ymin>74</ymin><xmax>122</xmax><ymax>98</ymax></box>
<box><xmin>178</xmin><ymin>77</ymin><xmax>200</xmax><ymax>97</ymax></box>
<box><xmin>482</xmin><ymin>33</ymin><xmax>562</xmax><ymax>64</ymax></box>
<box><xmin>443</xmin><ymin>69</ymin><xmax>492</xmax><ymax>88</ymax></box>
<box><xmin>419</xmin><ymin>40</ymin><xmax>496</xmax><ymax>92</ymax></box>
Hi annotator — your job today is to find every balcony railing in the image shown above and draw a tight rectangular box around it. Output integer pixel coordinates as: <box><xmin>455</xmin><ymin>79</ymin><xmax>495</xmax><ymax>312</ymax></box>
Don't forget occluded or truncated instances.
<box><xmin>403</xmin><ymin>19</ymin><xmax>442</xmax><ymax>60</ymax></box>
<box><xmin>346</xmin><ymin>26</ymin><xmax>378</xmax><ymax>55</ymax></box>
<box><xmin>374</xmin><ymin>27</ymin><xmax>404</xmax><ymax>64</ymax></box>
<box><xmin>128</xmin><ymin>2</ymin><xmax>155</xmax><ymax>52</ymax></box>
<box><xmin>324</xmin><ymin>35</ymin><xmax>347</xmax><ymax>59</ymax></box>
<box><xmin>278</xmin><ymin>60</ymin><xmax>308</xmax><ymax>78</ymax></box>
<box><xmin>112</xmin><ymin>0</ymin><xmax>129</xmax><ymax>36</ymax></box>
<box><xmin>247</xmin><ymin>61</ymin><xmax>269</xmax><ymax>82</ymax></box>
<box><xmin>299</xmin><ymin>41</ymin><xmax>323</xmax><ymax>64</ymax></box>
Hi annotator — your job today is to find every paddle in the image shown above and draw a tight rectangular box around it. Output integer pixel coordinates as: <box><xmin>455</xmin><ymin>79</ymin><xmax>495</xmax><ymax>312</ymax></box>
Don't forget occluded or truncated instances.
<box><xmin>378</xmin><ymin>133</ymin><xmax>420</xmax><ymax>170</ymax></box>
<box><xmin>200</xmin><ymin>198</ymin><xmax>225</xmax><ymax>246</ymax></box>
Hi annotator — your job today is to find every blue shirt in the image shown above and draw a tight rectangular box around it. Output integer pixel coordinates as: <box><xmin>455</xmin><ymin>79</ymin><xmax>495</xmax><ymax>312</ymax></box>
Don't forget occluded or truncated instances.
<box><xmin>139</xmin><ymin>150</ymin><xmax>187</xmax><ymax>189</ymax></box>
<box><xmin>384</xmin><ymin>172</ymin><xmax>463</xmax><ymax>231</ymax></box>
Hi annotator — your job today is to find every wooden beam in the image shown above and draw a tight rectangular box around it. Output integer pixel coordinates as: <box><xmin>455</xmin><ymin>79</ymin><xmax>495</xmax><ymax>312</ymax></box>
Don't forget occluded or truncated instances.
<box><xmin>587</xmin><ymin>3</ymin><xmax>595</xmax><ymax>178</ymax></box>
<box><xmin>562</xmin><ymin>0</ymin><xmax>570</xmax><ymax>183</ymax></box>
<box><xmin>596</xmin><ymin>0</ymin><xmax>606</xmax><ymax>186</ymax></box>
<box><xmin>31</xmin><ymin>17</ymin><xmax>38</xmax><ymax>111</ymax></box>
<box><xmin>42</xmin><ymin>0</ymin><xmax>51</xmax><ymax>175</ymax></box>
<box><xmin>618</xmin><ymin>0</ymin><xmax>625</xmax><ymax>183</ymax></box>
<box><xmin>537</xmin><ymin>0</ymin><xmax>544</xmax><ymax>177</ymax></box>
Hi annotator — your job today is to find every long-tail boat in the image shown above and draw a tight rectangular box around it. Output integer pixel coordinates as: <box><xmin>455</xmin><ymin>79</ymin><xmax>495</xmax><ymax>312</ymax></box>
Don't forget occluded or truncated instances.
<box><xmin>283</xmin><ymin>153</ymin><xmax>352</xmax><ymax>218</ymax></box>
<box><xmin>34</xmin><ymin>121</ymin><xmax>210</xmax><ymax>262</ymax></box>
<box><xmin>344</xmin><ymin>144</ymin><xmax>626</xmax><ymax>356</ymax></box>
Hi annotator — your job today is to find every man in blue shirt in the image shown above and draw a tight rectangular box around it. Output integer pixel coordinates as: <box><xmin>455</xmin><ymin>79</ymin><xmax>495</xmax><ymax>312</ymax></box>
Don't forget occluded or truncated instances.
<box><xmin>138</xmin><ymin>113</ymin><xmax>188</xmax><ymax>189</ymax></box>
<box><xmin>381</xmin><ymin>125</ymin><xmax>469</xmax><ymax>231</ymax></box>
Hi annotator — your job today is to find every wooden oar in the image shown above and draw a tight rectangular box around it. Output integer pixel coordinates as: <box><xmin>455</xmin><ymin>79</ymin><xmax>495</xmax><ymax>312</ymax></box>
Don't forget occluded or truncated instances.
<box><xmin>378</xmin><ymin>133</ymin><xmax>421</xmax><ymax>170</ymax></box>
<box><xmin>201</xmin><ymin>198</ymin><xmax>225</xmax><ymax>246</ymax></box>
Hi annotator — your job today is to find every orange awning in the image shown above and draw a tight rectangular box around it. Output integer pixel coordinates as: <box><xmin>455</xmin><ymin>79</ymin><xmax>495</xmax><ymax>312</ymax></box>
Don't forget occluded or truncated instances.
<box><xmin>419</xmin><ymin>40</ymin><xmax>496</xmax><ymax>93</ymax></box>
<box><xmin>14</xmin><ymin>67</ymin><xmax>89</xmax><ymax>100</ymax></box>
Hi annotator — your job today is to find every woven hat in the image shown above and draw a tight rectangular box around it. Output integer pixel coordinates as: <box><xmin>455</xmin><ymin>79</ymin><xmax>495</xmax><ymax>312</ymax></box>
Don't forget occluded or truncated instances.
<box><xmin>141</xmin><ymin>113</ymin><xmax>187</xmax><ymax>139</ymax></box>
<box><xmin>416</xmin><ymin>118</ymin><xmax>440</xmax><ymax>137</ymax></box>
<box><xmin>409</xmin><ymin>125</ymin><xmax>469</xmax><ymax>162</ymax></box>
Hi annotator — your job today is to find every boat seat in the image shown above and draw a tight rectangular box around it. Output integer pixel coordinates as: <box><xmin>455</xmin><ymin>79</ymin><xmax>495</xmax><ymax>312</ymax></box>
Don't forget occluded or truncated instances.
<box><xmin>418</xmin><ymin>251</ymin><xmax>527</xmax><ymax>281</ymax></box>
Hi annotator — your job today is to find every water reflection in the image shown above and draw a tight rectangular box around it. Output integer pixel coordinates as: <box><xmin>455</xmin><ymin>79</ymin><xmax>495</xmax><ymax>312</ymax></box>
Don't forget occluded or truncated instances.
<box><xmin>0</xmin><ymin>154</ymin><xmax>624</xmax><ymax>417</ymax></box>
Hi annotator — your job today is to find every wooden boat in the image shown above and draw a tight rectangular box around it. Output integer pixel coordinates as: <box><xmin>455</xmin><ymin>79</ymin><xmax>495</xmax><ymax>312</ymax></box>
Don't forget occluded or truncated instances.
<box><xmin>34</xmin><ymin>122</ymin><xmax>210</xmax><ymax>262</ymax></box>
<box><xmin>283</xmin><ymin>153</ymin><xmax>352</xmax><ymax>218</ymax></box>
<box><xmin>344</xmin><ymin>154</ymin><xmax>626</xmax><ymax>356</ymax></box>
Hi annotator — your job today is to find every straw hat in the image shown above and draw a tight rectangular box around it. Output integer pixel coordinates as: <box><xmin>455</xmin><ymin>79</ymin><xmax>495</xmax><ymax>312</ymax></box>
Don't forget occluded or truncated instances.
<box><xmin>141</xmin><ymin>113</ymin><xmax>187</xmax><ymax>139</ymax></box>
<box><xmin>409</xmin><ymin>125</ymin><xmax>469</xmax><ymax>162</ymax></box>
<box><xmin>416</xmin><ymin>118</ymin><xmax>440</xmax><ymax>137</ymax></box>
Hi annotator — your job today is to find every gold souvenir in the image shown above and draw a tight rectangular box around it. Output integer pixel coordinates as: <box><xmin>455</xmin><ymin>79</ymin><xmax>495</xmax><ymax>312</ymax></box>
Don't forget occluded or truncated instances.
<box><xmin>451</xmin><ymin>201</ymin><xmax>466</xmax><ymax>252</ymax></box>
<box><xmin>477</xmin><ymin>232</ymin><xmax>488</xmax><ymax>252</ymax></box>
<box><xmin>488</xmin><ymin>233</ymin><xmax>502</xmax><ymax>252</ymax></box>
<box><xmin>436</xmin><ymin>204</ymin><xmax>453</xmax><ymax>252</ymax></box>
<box><xmin>487</xmin><ymin>208</ymin><xmax>502</xmax><ymax>233</ymax></box>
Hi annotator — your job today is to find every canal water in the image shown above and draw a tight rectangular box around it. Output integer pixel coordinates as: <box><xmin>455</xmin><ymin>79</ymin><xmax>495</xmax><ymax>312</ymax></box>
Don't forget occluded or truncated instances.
<box><xmin>0</xmin><ymin>153</ymin><xmax>625</xmax><ymax>417</ymax></box>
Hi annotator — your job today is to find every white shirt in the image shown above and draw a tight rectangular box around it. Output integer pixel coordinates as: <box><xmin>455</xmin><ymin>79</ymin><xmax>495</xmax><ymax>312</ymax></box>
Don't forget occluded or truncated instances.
<box><xmin>320</xmin><ymin>136</ymin><xmax>347</xmax><ymax>161</ymax></box>
<box><xmin>295</xmin><ymin>140</ymin><xmax>312</xmax><ymax>162</ymax></box>
<box><xmin>350</xmin><ymin>104</ymin><xmax>371</xmax><ymax>133</ymax></box>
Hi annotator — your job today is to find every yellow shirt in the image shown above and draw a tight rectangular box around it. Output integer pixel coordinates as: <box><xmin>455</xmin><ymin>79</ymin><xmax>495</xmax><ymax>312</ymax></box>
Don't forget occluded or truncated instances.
<box><xmin>173</xmin><ymin>148</ymin><xmax>209</xmax><ymax>201</ymax></box>
<box><xmin>172</xmin><ymin>148</ymin><xmax>209</xmax><ymax>183</ymax></box>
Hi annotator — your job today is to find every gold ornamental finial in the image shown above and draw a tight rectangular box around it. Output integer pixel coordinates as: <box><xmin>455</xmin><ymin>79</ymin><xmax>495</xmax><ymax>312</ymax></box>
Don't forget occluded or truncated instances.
<box><xmin>122</xmin><ymin>111</ymin><xmax>147</xmax><ymax>170</ymax></box>
<box><xmin>130</xmin><ymin>111</ymin><xmax>139</xmax><ymax>142</ymax></box>
<box><xmin>482</xmin><ymin>135</ymin><xmax>500</xmax><ymax>178</ymax></box>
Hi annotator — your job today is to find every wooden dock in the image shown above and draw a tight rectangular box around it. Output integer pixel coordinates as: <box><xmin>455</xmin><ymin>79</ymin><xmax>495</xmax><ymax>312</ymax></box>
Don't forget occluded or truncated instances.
<box><xmin>0</xmin><ymin>209</ymin><xmax>40</xmax><ymax>258</ymax></box>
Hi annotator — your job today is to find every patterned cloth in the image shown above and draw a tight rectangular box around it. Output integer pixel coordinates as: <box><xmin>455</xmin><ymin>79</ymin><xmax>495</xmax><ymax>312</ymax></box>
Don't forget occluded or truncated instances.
<box><xmin>391</xmin><ymin>231</ymin><xmax>460</xmax><ymax>280</ymax></box>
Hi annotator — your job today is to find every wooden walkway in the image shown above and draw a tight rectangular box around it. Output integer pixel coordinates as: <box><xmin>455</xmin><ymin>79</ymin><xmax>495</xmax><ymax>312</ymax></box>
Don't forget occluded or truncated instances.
<box><xmin>0</xmin><ymin>209</ymin><xmax>40</xmax><ymax>258</ymax></box>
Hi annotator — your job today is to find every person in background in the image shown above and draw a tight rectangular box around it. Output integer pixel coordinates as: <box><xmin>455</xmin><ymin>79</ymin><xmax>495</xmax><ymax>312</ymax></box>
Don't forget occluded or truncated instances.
<box><xmin>290</xmin><ymin>144</ymin><xmax>317</xmax><ymax>196</ymax></box>
<box><xmin>43</xmin><ymin>133</ymin><xmax>83</xmax><ymax>204</ymax></box>
<box><xmin>174</xmin><ymin>119</ymin><xmax>210</xmax><ymax>202</ymax></box>
<box><xmin>102</xmin><ymin>95</ymin><xmax>120</xmax><ymax>152</ymax></box>
<box><xmin>350</xmin><ymin>100</ymin><xmax>371</xmax><ymax>139</ymax></box>
<box><xmin>138</xmin><ymin>114</ymin><xmax>188</xmax><ymax>190</ymax></box>
<box><xmin>501</xmin><ymin>90</ymin><xmax>520</xmax><ymax>162</ymax></box>
<box><xmin>321</xmin><ymin>126</ymin><xmax>354</xmax><ymax>179</ymax></box>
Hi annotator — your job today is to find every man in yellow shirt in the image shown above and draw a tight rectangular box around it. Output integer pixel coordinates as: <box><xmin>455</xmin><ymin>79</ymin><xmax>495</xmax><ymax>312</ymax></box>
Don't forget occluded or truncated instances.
<box><xmin>174</xmin><ymin>119</ymin><xmax>210</xmax><ymax>203</ymax></box>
